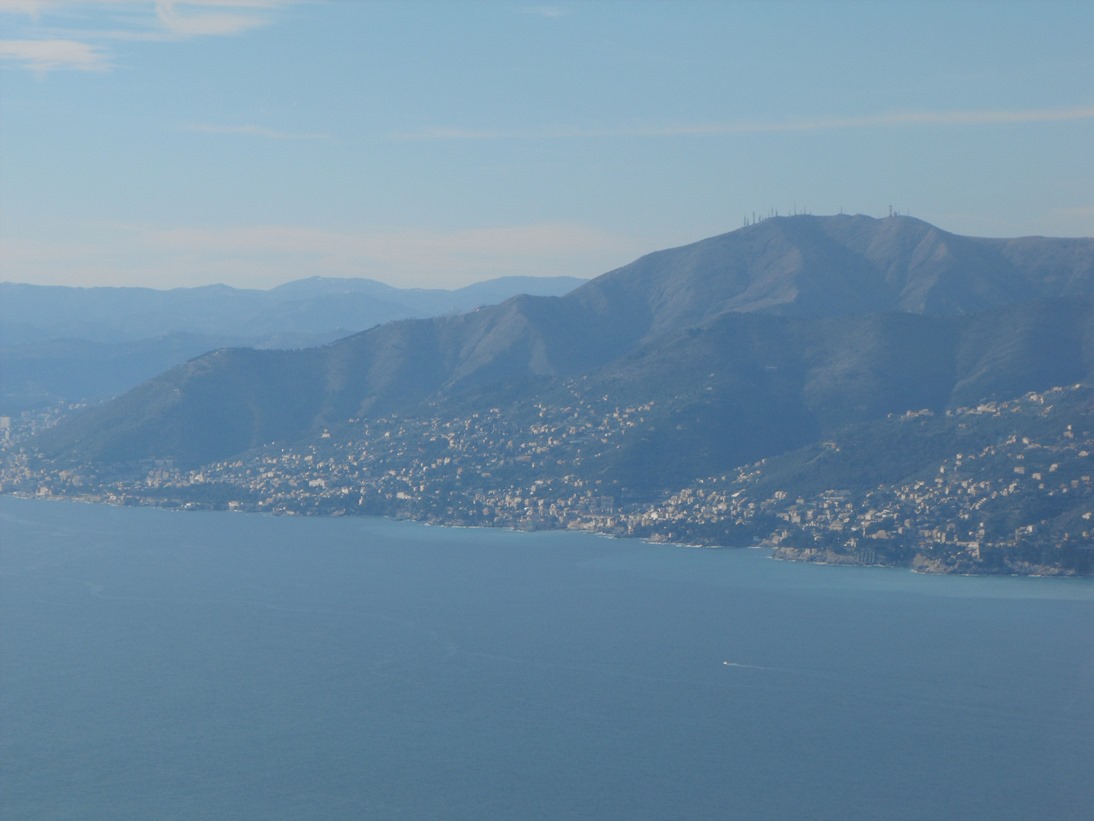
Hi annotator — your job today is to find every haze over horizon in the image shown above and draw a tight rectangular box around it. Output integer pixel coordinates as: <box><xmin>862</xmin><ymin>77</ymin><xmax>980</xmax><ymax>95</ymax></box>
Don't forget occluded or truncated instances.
<box><xmin>2</xmin><ymin>0</ymin><xmax>1092</xmax><ymax>291</ymax></box>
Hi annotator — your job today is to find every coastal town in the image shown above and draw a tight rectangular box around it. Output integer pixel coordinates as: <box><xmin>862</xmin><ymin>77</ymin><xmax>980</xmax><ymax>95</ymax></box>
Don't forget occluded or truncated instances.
<box><xmin>2</xmin><ymin>385</ymin><xmax>1091</xmax><ymax>575</ymax></box>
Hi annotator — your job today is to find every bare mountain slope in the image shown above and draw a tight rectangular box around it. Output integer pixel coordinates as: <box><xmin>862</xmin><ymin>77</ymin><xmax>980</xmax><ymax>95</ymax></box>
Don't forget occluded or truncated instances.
<box><xmin>29</xmin><ymin>215</ymin><xmax>1094</xmax><ymax>475</ymax></box>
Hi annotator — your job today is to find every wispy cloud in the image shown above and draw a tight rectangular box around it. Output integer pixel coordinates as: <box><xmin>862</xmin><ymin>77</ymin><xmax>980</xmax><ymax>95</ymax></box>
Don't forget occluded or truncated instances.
<box><xmin>393</xmin><ymin>105</ymin><xmax>1094</xmax><ymax>141</ymax></box>
<box><xmin>155</xmin><ymin>0</ymin><xmax>272</xmax><ymax>37</ymax></box>
<box><xmin>0</xmin><ymin>0</ymin><xmax>291</xmax><ymax>73</ymax></box>
<box><xmin>0</xmin><ymin>37</ymin><xmax>109</xmax><ymax>71</ymax></box>
<box><xmin>1</xmin><ymin>1</ymin><xmax>51</xmax><ymax>19</ymax></box>
<box><xmin>183</xmin><ymin>122</ymin><xmax>331</xmax><ymax>141</ymax></box>
<box><xmin>782</xmin><ymin>105</ymin><xmax>1094</xmax><ymax>131</ymax></box>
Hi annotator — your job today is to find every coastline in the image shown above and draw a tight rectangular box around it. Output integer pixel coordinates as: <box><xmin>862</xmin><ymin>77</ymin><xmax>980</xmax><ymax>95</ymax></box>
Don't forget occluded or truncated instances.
<box><xmin>6</xmin><ymin>489</ymin><xmax>1089</xmax><ymax>578</ymax></box>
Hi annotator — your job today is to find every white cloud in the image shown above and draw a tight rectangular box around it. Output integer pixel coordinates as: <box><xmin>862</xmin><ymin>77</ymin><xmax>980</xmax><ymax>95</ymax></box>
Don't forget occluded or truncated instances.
<box><xmin>393</xmin><ymin>105</ymin><xmax>1094</xmax><ymax>141</ymax></box>
<box><xmin>0</xmin><ymin>0</ymin><xmax>291</xmax><ymax>72</ymax></box>
<box><xmin>0</xmin><ymin>37</ymin><xmax>108</xmax><ymax>71</ymax></box>
<box><xmin>0</xmin><ymin>1</ymin><xmax>63</xmax><ymax>19</ymax></box>
<box><xmin>155</xmin><ymin>0</ymin><xmax>270</xmax><ymax>37</ymax></box>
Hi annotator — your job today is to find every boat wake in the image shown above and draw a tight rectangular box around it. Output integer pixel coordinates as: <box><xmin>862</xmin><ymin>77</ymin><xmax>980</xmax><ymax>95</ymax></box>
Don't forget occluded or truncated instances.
<box><xmin>721</xmin><ymin>660</ymin><xmax>786</xmax><ymax>672</ymax></box>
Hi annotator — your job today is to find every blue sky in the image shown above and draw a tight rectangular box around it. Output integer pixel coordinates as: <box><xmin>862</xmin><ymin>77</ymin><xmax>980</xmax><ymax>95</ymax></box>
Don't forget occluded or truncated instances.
<box><xmin>1</xmin><ymin>0</ymin><xmax>1092</xmax><ymax>290</ymax></box>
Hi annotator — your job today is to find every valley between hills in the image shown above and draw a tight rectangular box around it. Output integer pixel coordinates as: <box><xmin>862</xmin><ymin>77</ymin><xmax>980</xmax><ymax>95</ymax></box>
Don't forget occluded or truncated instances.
<box><xmin>3</xmin><ymin>214</ymin><xmax>1093</xmax><ymax>575</ymax></box>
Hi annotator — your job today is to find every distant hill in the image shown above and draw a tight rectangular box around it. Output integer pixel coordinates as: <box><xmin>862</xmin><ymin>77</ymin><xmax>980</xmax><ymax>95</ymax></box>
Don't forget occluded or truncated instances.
<box><xmin>0</xmin><ymin>274</ymin><xmax>588</xmax><ymax>345</ymax></box>
<box><xmin>0</xmin><ymin>274</ymin><xmax>586</xmax><ymax>413</ymax></box>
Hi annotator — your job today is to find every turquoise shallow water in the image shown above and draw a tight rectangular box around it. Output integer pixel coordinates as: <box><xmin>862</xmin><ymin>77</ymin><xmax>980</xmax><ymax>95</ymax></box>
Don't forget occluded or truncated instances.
<box><xmin>2</xmin><ymin>497</ymin><xmax>1092</xmax><ymax>820</ymax></box>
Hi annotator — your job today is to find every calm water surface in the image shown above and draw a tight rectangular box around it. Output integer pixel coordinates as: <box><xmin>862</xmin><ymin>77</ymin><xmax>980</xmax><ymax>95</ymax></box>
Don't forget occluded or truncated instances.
<box><xmin>2</xmin><ymin>497</ymin><xmax>1092</xmax><ymax>820</ymax></box>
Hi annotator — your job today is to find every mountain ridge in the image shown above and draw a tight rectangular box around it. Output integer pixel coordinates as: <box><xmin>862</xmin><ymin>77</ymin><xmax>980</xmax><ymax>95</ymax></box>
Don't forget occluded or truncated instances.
<box><xmin>0</xmin><ymin>274</ymin><xmax>589</xmax><ymax>346</ymax></box>
<box><xmin>28</xmin><ymin>215</ymin><xmax>1094</xmax><ymax>471</ymax></box>
<box><xmin>0</xmin><ymin>274</ymin><xmax>588</xmax><ymax>413</ymax></box>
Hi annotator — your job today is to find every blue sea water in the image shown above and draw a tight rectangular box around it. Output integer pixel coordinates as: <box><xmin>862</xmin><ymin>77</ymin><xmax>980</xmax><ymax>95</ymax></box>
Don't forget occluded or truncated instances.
<box><xmin>1</xmin><ymin>497</ymin><xmax>1092</xmax><ymax>820</ymax></box>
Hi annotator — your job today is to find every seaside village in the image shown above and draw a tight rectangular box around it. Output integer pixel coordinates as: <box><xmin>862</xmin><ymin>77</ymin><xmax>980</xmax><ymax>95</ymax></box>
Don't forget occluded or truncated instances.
<box><xmin>3</xmin><ymin>384</ymin><xmax>1091</xmax><ymax>573</ymax></box>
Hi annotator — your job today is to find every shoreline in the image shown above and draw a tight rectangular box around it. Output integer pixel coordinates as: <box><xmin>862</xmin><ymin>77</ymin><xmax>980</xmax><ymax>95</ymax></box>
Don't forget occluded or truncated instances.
<box><xmin>5</xmin><ymin>490</ymin><xmax>1089</xmax><ymax>579</ymax></box>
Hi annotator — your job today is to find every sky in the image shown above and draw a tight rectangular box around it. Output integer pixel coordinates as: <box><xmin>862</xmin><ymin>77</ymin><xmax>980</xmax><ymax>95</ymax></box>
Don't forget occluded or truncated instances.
<box><xmin>1</xmin><ymin>0</ymin><xmax>1092</xmax><ymax>291</ymax></box>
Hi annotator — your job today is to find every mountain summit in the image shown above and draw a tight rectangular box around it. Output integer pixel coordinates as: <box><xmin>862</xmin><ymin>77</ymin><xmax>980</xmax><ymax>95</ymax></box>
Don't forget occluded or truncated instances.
<box><xmin>572</xmin><ymin>214</ymin><xmax>1093</xmax><ymax>328</ymax></box>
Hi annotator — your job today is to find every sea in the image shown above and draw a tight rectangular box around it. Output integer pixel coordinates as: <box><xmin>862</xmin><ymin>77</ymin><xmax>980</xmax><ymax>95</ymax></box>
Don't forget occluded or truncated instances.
<box><xmin>2</xmin><ymin>496</ymin><xmax>1092</xmax><ymax>820</ymax></box>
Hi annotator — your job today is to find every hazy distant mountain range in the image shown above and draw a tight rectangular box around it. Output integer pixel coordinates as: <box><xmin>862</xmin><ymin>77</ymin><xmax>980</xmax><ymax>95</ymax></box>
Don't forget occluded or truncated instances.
<box><xmin>9</xmin><ymin>214</ymin><xmax>1094</xmax><ymax>574</ymax></box>
<box><xmin>0</xmin><ymin>275</ymin><xmax>586</xmax><ymax>413</ymax></box>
